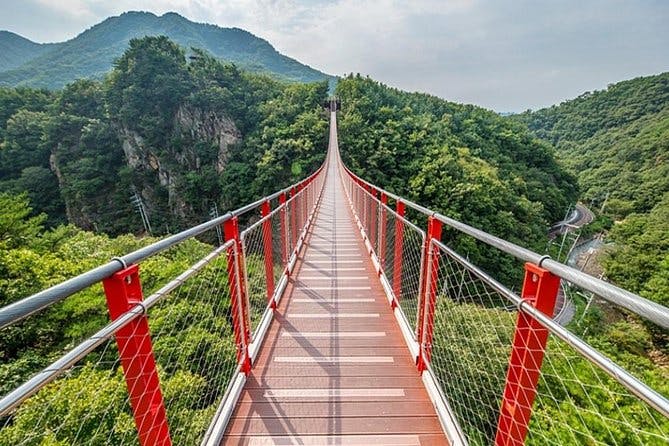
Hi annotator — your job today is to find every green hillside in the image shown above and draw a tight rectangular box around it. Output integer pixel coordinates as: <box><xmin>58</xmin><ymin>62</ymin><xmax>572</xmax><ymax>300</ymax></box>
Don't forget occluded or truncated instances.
<box><xmin>0</xmin><ymin>36</ymin><xmax>329</xmax><ymax>235</ymax></box>
<box><xmin>0</xmin><ymin>31</ymin><xmax>56</xmax><ymax>72</ymax></box>
<box><xmin>336</xmin><ymin>75</ymin><xmax>578</xmax><ymax>283</ymax></box>
<box><xmin>0</xmin><ymin>11</ymin><xmax>332</xmax><ymax>89</ymax></box>
<box><xmin>516</xmin><ymin>72</ymin><xmax>669</xmax><ymax>327</ymax></box>
<box><xmin>516</xmin><ymin>72</ymin><xmax>669</xmax><ymax>218</ymax></box>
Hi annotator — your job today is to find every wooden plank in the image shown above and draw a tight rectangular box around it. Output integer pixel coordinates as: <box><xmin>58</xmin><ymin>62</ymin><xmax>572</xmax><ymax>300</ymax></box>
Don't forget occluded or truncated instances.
<box><xmin>238</xmin><ymin>387</ymin><xmax>432</xmax><ymax>403</ymax></box>
<box><xmin>230</xmin><ymin>400</ymin><xmax>438</xmax><ymax>418</ymax></box>
<box><xmin>251</xmin><ymin>364</ymin><xmax>421</xmax><ymax>377</ymax></box>
<box><xmin>225</xmin><ymin>416</ymin><xmax>444</xmax><ymax>435</ymax></box>
<box><xmin>243</xmin><ymin>376</ymin><xmax>424</xmax><ymax>389</ymax></box>
<box><xmin>222</xmin><ymin>434</ymin><xmax>447</xmax><ymax>446</ymax></box>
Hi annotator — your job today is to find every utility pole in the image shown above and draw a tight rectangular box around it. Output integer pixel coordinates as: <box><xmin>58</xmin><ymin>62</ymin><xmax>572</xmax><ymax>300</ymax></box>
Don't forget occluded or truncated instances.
<box><xmin>600</xmin><ymin>192</ymin><xmax>610</xmax><ymax>214</ymax></box>
<box><xmin>131</xmin><ymin>187</ymin><xmax>152</xmax><ymax>236</ymax></box>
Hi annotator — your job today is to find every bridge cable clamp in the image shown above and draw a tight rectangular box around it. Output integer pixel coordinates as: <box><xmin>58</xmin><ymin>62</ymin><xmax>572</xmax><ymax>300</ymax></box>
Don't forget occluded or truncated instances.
<box><xmin>134</xmin><ymin>301</ymin><xmax>148</xmax><ymax>315</ymax></box>
<box><xmin>516</xmin><ymin>296</ymin><xmax>535</xmax><ymax>313</ymax></box>
<box><xmin>537</xmin><ymin>254</ymin><xmax>551</xmax><ymax>268</ymax></box>
<box><xmin>111</xmin><ymin>257</ymin><xmax>128</xmax><ymax>270</ymax></box>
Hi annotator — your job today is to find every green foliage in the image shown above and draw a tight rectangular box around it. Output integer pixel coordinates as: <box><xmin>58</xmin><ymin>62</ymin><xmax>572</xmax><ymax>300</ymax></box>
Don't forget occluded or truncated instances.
<box><xmin>0</xmin><ymin>199</ymin><xmax>237</xmax><ymax>444</ymax></box>
<box><xmin>604</xmin><ymin>193</ymin><xmax>669</xmax><ymax>309</ymax></box>
<box><xmin>516</xmin><ymin>72</ymin><xmax>669</xmax><ymax>218</ymax></box>
<box><xmin>0</xmin><ymin>193</ymin><xmax>44</xmax><ymax>249</ymax></box>
<box><xmin>336</xmin><ymin>75</ymin><xmax>577</xmax><ymax>282</ymax></box>
<box><xmin>107</xmin><ymin>36</ymin><xmax>193</xmax><ymax>147</ymax></box>
<box><xmin>0</xmin><ymin>35</ymin><xmax>327</xmax><ymax>236</ymax></box>
<box><xmin>515</xmin><ymin>73</ymin><xmax>669</xmax><ymax>442</ymax></box>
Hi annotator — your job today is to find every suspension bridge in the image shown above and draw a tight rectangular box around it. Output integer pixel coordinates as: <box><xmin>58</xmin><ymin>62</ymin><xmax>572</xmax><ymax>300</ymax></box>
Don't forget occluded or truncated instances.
<box><xmin>0</xmin><ymin>103</ymin><xmax>668</xmax><ymax>445</ymax></box>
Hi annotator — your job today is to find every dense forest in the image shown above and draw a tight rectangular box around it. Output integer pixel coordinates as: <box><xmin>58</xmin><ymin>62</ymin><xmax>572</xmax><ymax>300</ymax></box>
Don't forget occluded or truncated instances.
<box><xmin>0</xmin><ymin>193</ymin><xmax>238</xmax><ymax>444</ymax></box>
<box><xmin>0</xmin><ymin>36</ymin><xmax>328</xmax><ymax>235</ymax></box>
<box><xmin>336</xmin><ymin>75</ymin><xmax>578</xmax><ymax>282</ymax></box>
<box><xmin>508</xmin><ymin>74</ymin><xmax>669</xmax><ymax>444</ymax></box>
<box><xmin>517</xmin><ymin>73</ymin><xmax>669</xmax><ymax>323</ymax></box>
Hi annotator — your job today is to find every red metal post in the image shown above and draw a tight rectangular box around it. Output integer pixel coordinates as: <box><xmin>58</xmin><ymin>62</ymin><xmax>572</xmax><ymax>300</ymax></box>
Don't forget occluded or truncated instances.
<box><xmin>379</xmin><ymin>193</ymin><xmax>388</xmax><ymax>267</ymax></box>
<box><xmin>495</xmin><ymin>263</ymin><xmax>561</xmax><ymax>446</ymax></box>
<box><xmin>369</xmin><ymin>189</ymin><xmax>378</xmax><ymax>253</ymax></box>
<box><xmin>302</xmin><ymin>183</ymin><xmax>308</xmax><ymax>229</ymax></box>
<box><xmin>289</xmin><ymin>187</ymin><xmax>297</xmax><ymax>253</ymax></box>
<box><xmin>392</xmin><ymin>201</ymin><xmax>406</xmax><ymax>306</ymax></box>
<box><xmin>279</xmin><ymin>192</ymin><xmax>288</xmax><ymax>266</ymax></box>
<box><xmin>102</xmin><ymin>265</ymin><xmax>172</xmax><ymax>446</ymax></box>
<box><xmin>366</xmin><ymin>185</ymin><xmax>373</xmax><ymax>237</ymax></box>
<box><xmin>224</xmin><ymin>217</ymin><xmax>252</xmax><ymax>374</ymax></box>
<box><xmin>416</xmin><ymin>216</ymin><xmax>442</xmax><ymax>372</ymax></box>
<box><xmin>260</xmin><ymin>200</ymin><xmax>276</xmax><ymax>309</ymax></box>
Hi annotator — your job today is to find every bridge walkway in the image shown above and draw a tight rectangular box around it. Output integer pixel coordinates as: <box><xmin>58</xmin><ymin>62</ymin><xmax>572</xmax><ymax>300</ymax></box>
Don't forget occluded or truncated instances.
<box><xmin>221</xmin><ymin>113</ymin><xmax>447</xmax><ymax>445</ymax></box>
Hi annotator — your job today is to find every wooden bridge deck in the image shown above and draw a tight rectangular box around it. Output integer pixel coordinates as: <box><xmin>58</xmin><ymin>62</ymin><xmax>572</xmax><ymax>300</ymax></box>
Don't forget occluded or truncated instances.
<box><xmin>222</xmin><ymin>114</ymin><xmax>447</xmax><ymax>445</ymax></box>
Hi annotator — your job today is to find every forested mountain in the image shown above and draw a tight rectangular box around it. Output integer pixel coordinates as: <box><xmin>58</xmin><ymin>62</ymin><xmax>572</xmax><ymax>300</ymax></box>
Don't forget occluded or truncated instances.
<box><xmin>516</xmin><ymin>73</ymin><xmax>669</xmax><ymax>316</ymax></box>
<box><xmin>336</xmin><ymin>75</ymin><xmax>578</xmax><ymax>281</ymax></box>
<box><xmin>0</xmin><ymin>11</ymin><xmax>332</xmax><ymax>89</ymax></box>
<box><xmin>516</xmin><ymin>72</ymin><xmax>668</xmax><ymax>218</ymax></box>
<box><xmin>0</xmin><ymin>31</ymin><xmax>55</xmax><ymax>72</ymax></box>
<box><xmin>0</xmin><ymin>36</ymin><xmax>329</xmax><ymax>235</ymax></box>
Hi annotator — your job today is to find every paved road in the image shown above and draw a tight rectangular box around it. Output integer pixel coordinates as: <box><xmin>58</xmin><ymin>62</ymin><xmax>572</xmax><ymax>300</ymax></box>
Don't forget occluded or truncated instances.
<box><xmin>549</xmin><ymin>203</ymin><xmax>594</xmax><ymax>326</ymax></box>
<box><xmin>549</xmin><ymin>203</ymin><xmax>594</xmax><ymax>238</ymax></box>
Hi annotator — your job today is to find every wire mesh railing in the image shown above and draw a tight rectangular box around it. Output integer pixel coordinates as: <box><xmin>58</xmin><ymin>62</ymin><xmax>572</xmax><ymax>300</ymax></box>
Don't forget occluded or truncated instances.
<box><xmin>0</xmin><ymin>158</ymin><xmax>327</xmax><ymax>446</ymax></box>
<box><xmin>338</xmin><ymin>148</ymin><xmax>669</xmax><ymax>446</ymax></box>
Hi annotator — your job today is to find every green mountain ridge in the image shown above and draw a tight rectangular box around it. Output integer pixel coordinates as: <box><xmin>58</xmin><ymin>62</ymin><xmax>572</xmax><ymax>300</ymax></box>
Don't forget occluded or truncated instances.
<box><xmin>0</xmin><ymin>31</ymin><xmax>57</xmax><ymax>72</ymax></box>
<box><xmin>0</xmin><ymin>11</ymin><xmax>333</xmax><ymax>89</ymax></box>
<box><xmin>515</xmin><ymin>72</ymin><xmax>669</xmax><ymax>217</ymax></box>
<box><xmin>515</xmin><ymin>72</ymin><xmax>669</xmax><ymax>336</ymax></box>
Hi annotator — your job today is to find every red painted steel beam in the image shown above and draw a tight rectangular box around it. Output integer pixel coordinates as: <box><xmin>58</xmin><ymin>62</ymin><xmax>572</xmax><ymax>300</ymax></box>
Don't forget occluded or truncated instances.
<box><xmin>379</xmin><ymin>193</ymin><xmax>388</xmax><ymax>269</ymax></box>
<box><xmin>261</xmin><ymin>200</ymin><xmax>276</xmax><ymax>309</ymax></box>
<box><xmin>392</xmin><ymin>201</ymin><xmax>406</xmax><ymax>307</ymax></box>
<box><xmin>278</xmin><ymin>193</ymin><xmax>288</xmax><ymax>268</ymax></box>
<box><xmin>495</xmin><ymin>263</ymin><xmax>561</xmax><ymax>446</ymax></box>
<box><xmin>224</xmin><ymin>217</ymin><xmax>252</xmax><ymax>374</ymax></box>
<box><xmin>417</xmin><ymin>216</ymin><xmax>442</xmax><ymax>372</ymax></box>
<box><xmin>102</xmin><ymin>265</ymin><xmax>171</xmax><ymax>446</ymax></box>
<box><xmin>289</xmin><ymin>187</ymin><xmax>297</xmax><ymax>253</ymax></box>
<box><xmin>370</xmin><ymin>189</ymin><xmax>378</xmax><ymax>253</ymax></box>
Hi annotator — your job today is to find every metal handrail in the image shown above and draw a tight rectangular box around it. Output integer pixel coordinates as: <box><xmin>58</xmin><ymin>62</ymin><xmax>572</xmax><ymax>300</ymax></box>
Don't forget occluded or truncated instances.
<box><xmin>340</xmin><ymin>163</ymin><xmax>669</xmax><ymax>330</ymax></box>
<box><xmin>430</xmin><ymin>238</ymin><xmax>669</xmax><ymax>419</ymax></box>
<box><xmin>0</xmin><ymin>241</ymin><xmax>233</xmax><ymax>416</ymax></box>
<box><xmin>0</xmin><ymin>164</ymin><xmax>325</xmax><ymax>330</ymax></box>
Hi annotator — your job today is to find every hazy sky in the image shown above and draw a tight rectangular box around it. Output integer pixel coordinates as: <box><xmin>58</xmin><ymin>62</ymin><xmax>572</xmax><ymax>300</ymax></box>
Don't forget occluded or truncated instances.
<box><xmin>1</xmin><ymin>0</ymin><xmax>668</xmax><ymax>111</ymax></box>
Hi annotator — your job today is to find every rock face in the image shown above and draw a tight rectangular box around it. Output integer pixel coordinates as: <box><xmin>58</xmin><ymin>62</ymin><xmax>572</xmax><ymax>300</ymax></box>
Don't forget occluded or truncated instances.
<box><xmin>46</xmin><ymin>105</ymin><xmax>241</xmax><ymax>234</ymax></box>
<box><xmin>49</xmin><ymin>150</ymin><xmax>81</xmax><ymax>227</ymax></box>
<box><xmin>118</xmin><ymin>105</ymin><xmax>240</xmax><ymax>222</ymax></box>
<box><xmin>174</xmin><ymin>105</ymin><xmax>241</xmax><ymax>173</ymax></box>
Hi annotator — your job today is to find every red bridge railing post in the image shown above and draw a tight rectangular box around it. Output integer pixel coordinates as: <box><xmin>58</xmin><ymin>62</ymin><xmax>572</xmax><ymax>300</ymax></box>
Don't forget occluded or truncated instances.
<box><xmin>224</xmin><ymin>217</ymin><xmax>252</xmax><ymax>374</ymax></box>
<box><xmin>102</xmin><ymin>265</ymin><xmax>172</xmax><ymax>446</ymax></box>
<box><xmin>289</xmin><ymin>187</ymin><xmax>297</xmax><ymax>254</ymax></box>
<box><xmin>279</xmin><ymin>192</ymin><xmax>288</xmax><ymax>267</ymax></box>
<box><xmin>301</xmin><ymin>183</ymin><xmax>308</xmax><ymax>230</ymax></box>
<box><xmin>392</xmin><ymin>200</ymin><xmax>406</xmax><ymax>307</ymax></box>
<box><xmin>261</xmin><ymin>200</ymin><xmax>276</xmax><ymax>309</ymax></box>
<box><xmin>417</xmin><ymin>216</ymin><xmax>442</xmax><ymax>372</ymax></box>
<box><xmin>379</xmin><ymin>192</ymin><xmax>388</xmax><ymax>268</ymax></box>
<box><xmin>495</xmin><ymin>263</ymin><xmax>561</xmax><ymax>446</ymax></box>
<box><xmin>370</xmin><ymin>189</ymin><xmax>378</xmax><ymax>252</ymax></box>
